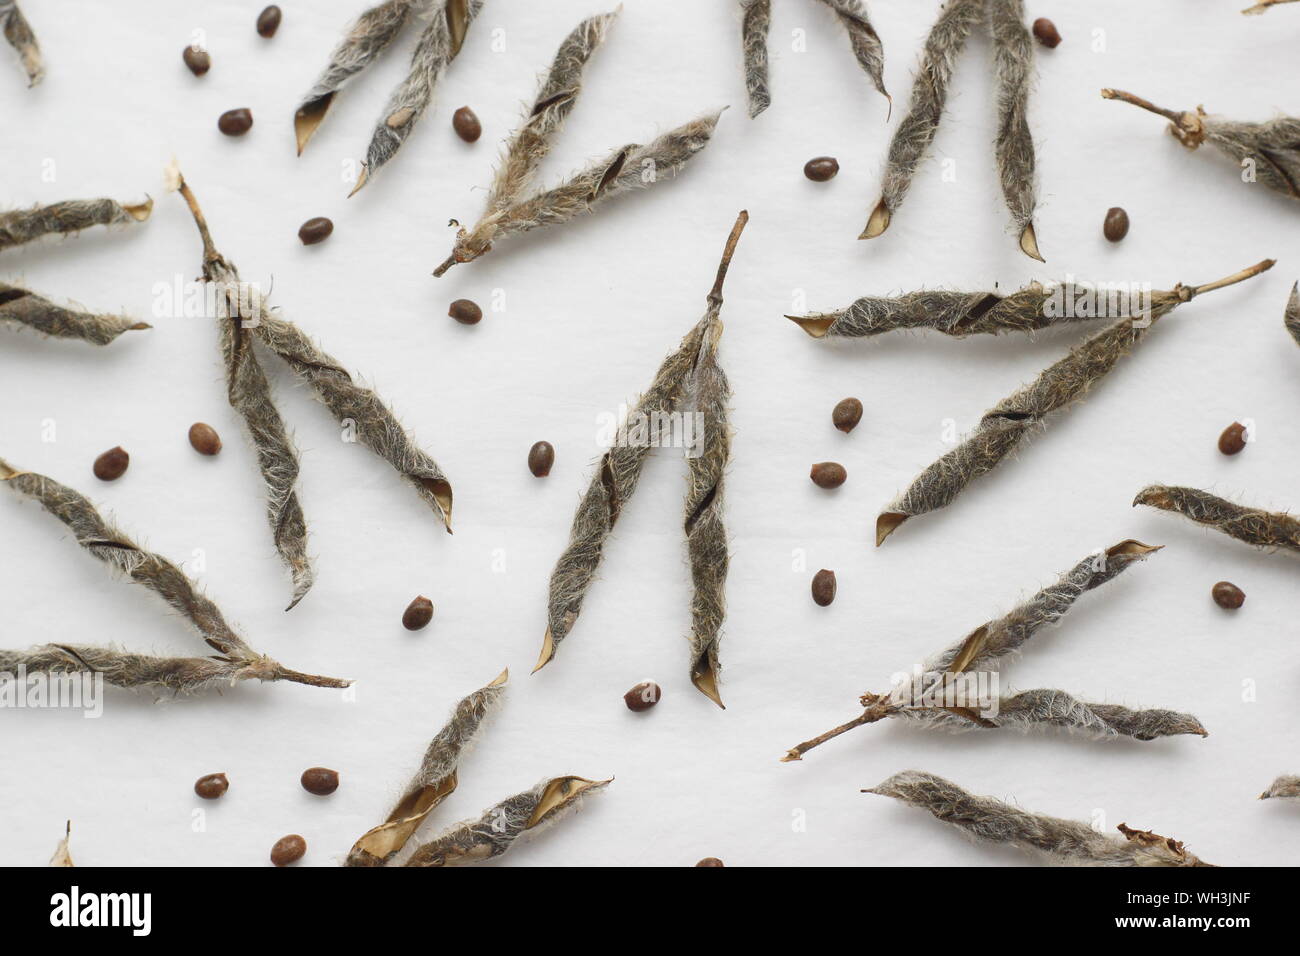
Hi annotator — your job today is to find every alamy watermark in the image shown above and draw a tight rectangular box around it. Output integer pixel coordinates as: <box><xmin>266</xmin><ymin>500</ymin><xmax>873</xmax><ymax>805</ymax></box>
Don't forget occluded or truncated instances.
<box><xmin>1043</xmin><ymin>275</ymin><xmax>1154</xmax><ymax>327</ymax></box>
<box><xmin>0</xmin><ymin>667</ymin><xmax>103</xmax><ymax>718</ymax></box>
<box><xmin>596</xmin><ymin>404</ymin><xmax>706</xmax><ymax>458</ymax></box>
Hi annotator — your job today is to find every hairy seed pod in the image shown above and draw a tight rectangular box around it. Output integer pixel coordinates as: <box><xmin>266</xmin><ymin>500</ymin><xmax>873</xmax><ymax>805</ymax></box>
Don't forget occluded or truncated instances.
<box><xmin>0</xmin><ymin>196</ymin><xmax>152</xmax><ymax>254</ymax></box>
<box><xmin>1</xmin><ymin>0</ymin><xmax>42</xmax><ymax>86</ymax></box>
<box><xmin>1</xmin><ymin>283</ymin><xmax>150</xmax><ymax>345</ymax></box>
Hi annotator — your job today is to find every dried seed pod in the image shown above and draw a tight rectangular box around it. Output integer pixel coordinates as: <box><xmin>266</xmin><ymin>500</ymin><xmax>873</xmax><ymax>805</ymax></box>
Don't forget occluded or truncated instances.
<box><xmin>867</xmin><ymin>771</ymin><xmax>1214</xmax><ymax>866</ymax></box>
<box><xmin>804</xmin><ymin>157</ymin><xmax>839</xmax><ymax>181</ymax></box>
<box><xmin>194</xmin><ymin>773</ymin><xmax>229</xmax><ymax>799</ymax></box>
<box><xmin>49</xmin><ymin>822</ymin><xmax>73</xmax><ymax>867</ymax></box>
<box><xmin>404</xmin><ymin>775</ymin><xmax>610</xmax><ymax>866</ymax></box>
<box><xmin>298</xmin><ymin>217</ymin><xmax>333</xmax><ymax>245</ymax></box>
<box><xmin>435</xmin><ymin>10</ymin><xmax>720</xmax><ymax>275</ymax></box>
<box><xmin>183</xmin><ymin>46</ymin><xmax>211</xmax><ymax>76</ymax></box>
<box><xmin>448</xmin><ymin>298</ymin><xmax>481</xmax><ymax>324</ymax></box>
<box><xmin>257</xmin><ymin>6</ymin><xmax>282</xmax><ymax>38</ymax></box>
<box><xmin>301</xmin><ymin>767</ymin><xmax>339</xmax><ymax>795</ymax></box>
<box><xmin>1</xmin><ymin>0</ymin><xmax>42</xmax><ymax>86</ymax></box>
<box><xmin>188</xmin><ymin>423</ymin><xmax>222</xmax><ymax>456</ymax></box>
<box><xmin>1211</xmin><ymin>581</ymin><xmax>1245</xmax><ymax>609</ymax></box>
<box><xmin>1260</xmin><ymin>775</ymin><xmax>1300</xmax><ymax>800</ymax></box>
<box><xmin>738</xmin><ymin>0</ymin><xmax>771</xmax><ymax>117</ymax></box>
<box><xmin>1218</xmin><ymin>421</ymin><xmax>1247</xmax><ymax>455</ymax></box>
<box><xmin>1</xmin><ymin>283</ymin><xmax>150</xmax><ymax>345</ymax></box>
<box><xmin>346</xmin><ymin>671</ymin><xmax>507</xmax><ymax>867</ymax></box>
<box><xmin>0</xmin><ymin>196</ymin><xmax>152</xmax><ymax>254</ymax></box>
<box><xmin>1135</xmin><ymin>484</ymin><xmax>1300</xmax><ymax>556</ymax></box>
<box><xmin>270</xmin><ymin>834</ymin><xmax>306</xmax><ymax>866</ymax></box>
<box><xmin>1244</xmin><ymin>0</ymin><xmax>1300</xmax><ymax>12</ymax></box>
<box><xmin>218</xmin><ymin>108</ymin><xmax>254</xmax><ymax>136</ymax></box>
<box><xmin>876</xmin><ymin>260</ymin><xmax>1274</xmax><ymax>545</ymax></box>
<box><xmin>1031</xmin><ymin>17</ymin><xmax>1060</xmax><ymax>48</ymax></box>
<box><xmin>1103</xmin><ymin>88</ymin><xmax>1300</xmax><ymax>203</ymax></box>
<box><xmin>402</xmin><ymin>595</ymin><xmax>434</xmax><ymax>630</ymax></box>
<box><xmin>811</xmin><ymin>569</ymin><xmax>836</xmax><ymax>606</ymax></box>
<box><xmin>351</xmin><ymin>1</ymin><xmax>483</xmax><ymax>194</ymax></box>
<box><xmin>536</xmin><ymin>215</ymin><xmax>747</xmax><ymax>676</ymax></box>
<box><xmin>832</xmin><ymin>398</ymin><xmax>863</xmax><ymax>432</ymax></box>
<box><xmin>452</xmin><ymin>105</ymin><xmax>481</xmax><ymax>142</ymax></box>
<box><xmin>784</xmin><ymin>541</ymin><xmax>1205</xmax><ymax>761</ymax></box>
<box><xmin>294</xmin><ymin>0</ymin><xmax>425</xmax><ymax>154</ymax></box>
<box><xmin>695</xmin><ymin>857</ymin><xmax>724</xmax><ymax>867</ymax></box>
<box><xmin>810</xmin><ymin>462</ymin><xmax>846</xmax><ymax>488</ymax></box>
<box><xmin>788</xmin><ymin>280</ymin><xmax>1105</xmax><ymax>340</ymax></box>
<box><xmin>92</xmin><ymin>446</ymin><xmax>129</xmax><ymax>481</ymax></box>
<box><xmin>624</xmin><ymin>680</ymin><xmax>661</xmax><ymax>711</ymax></box>
<box><xmin>1285</xmin><ymin>282</ymin><xmax>1300</xmax><ymax>346</ymax></box>
<box><xmin>528</xmin><ymin>441</ymin><xmax>554</xmax><ymax>477</ymax></box>
<box><xmin>1103</xmin><ymin>206</ymin><xmax>1129</xmax><ymax>242</ymax></box>
<box><xmin>0</xmin><ymin>457</ymin><xmax>349</xmax><ymax>693</ymax></box>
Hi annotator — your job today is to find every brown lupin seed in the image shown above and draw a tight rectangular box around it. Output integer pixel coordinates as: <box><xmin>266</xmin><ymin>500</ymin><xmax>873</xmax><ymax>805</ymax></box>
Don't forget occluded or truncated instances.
<box><xmin>695</xmin><ymin>857</ymin><xmax>724</xmax><ymax>867</ymax></box>
<box><xmin>218</xmin><ymin>108</ymin><xmax>253</xmax><ymax>136</ymax></box>
<box><xmin>1032</xmin><ymin>18</ymin><xmax>1061</xmax><ymax>48</ymax></box>
<box><xmin>810</xmin><ymin>462</ymin><xmax>847</xmax><ymax>489</ymax></box>
<box><xmin>452</xmin><ymin>106</ymin><xmax>482</xmax><ymax>143</ymax></box>
<box><xmin>448</xmin><ymin>299</ymin><xmax>482</xmax><ymax>324</ymax></box>
<box><xmin>188</xmin><ymin>423</ymin><xmax>222</xmax><ymax>456</ymax></box>
<box><xmin>298</xmin><ymin>217</ymin><xmax>333</xmax><ymax>245</ymax></box>
<box><xmin>270</xmin><ymin>834</ymin><xmax>306</xmax><ymax>866</ymax></box>
<box><xmin>804</xmin><ymin>157</ymin><xmax>839</xmax><ymax>182</ymax></box>
<box><xmin>194</xmin><ymin>773</ymin><xmax>229</xmax><ymax>799</ymax></box>
<box><xmin>257</xmin><ymin>6</ymin><xmax>282</xmax><ymax>38</ymax></box>
<box><xmin>528</xmin><ymin>441</ymin><xmax>555</xmax><ymax>477</ymax></box>
<box><xmin>402</xmin><ymin>595</ymin><xmax>434</xmax><ymax>631</ymax></box>
<box><xmin>182</xmin><ymin>46</ymin><xmax>211</xmax><ymax>76</ymax></box>
<box><xmin>811</xmin><ymin>569</ymin><xmax>837</xmax><ymax>606</ymax></box>
<box><xmin>832</xmin><ymin>398</ymin><xmax>863</xmax><ymax>433</ymax></box>
<box><xmin>1103</xmin><ymin>207</ymin><xmax>1129</xmax><ymax>242</ymax></box>
<box><xmin>624</xmin><ymin>680</ymin><xmax>661</xmax><ymax>712</ymax></box>
<box><xmin>1218</xmin><ymin>422</ymin><xmax>1247</xmax><ymax>455</ymax></box>
<box><xmin>93</xmin><ymin>446</ymin><xmax>129</xmax><ymax>481</ymax></box>
<box><xmin>301</xmin><ymin>767</ymin><xmax>339</xmax><ymax>795</ymax></box>
<box><xmin>1212</xmin><ymin>581</ymin><xmax>1245</xmax><ymax>609</ymax></box>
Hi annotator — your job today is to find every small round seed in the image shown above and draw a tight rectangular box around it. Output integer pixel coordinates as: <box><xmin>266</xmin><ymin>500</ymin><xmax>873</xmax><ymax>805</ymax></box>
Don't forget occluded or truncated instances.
<box><xmin>402</xmin><ymin>595</ymin><xmax>434</xmax><ymax>631</ymax></box>
<box><xmin>256</xmin><ymin>6</ymin><xmax>282</xmax><ymax>38</ymax></box>
<box><xmin>300</xmin><ymin>767</ymin><xmax>339</xmax><ymax>796</ymax></box>
<box><xmin>811</xmin><ymin>569</ymin><xmax>837</xmax><ymax>607</ymax></box>
<box><xmin>218</xmin><ymin>108</ymin><xmax>253</xmax><ymax>136</ymax></box>
<box><xmin>832</xmin><ymin>397</ymin><xmax>863</xmax><ymax>433</ymax></box>
<box><xmin>803</xmin><ymin>157</ymin><xmax>839</xmax><ymax>182</ymax></box>
<box><xmin>1103</xmin><ymin>207</ymin><xmax>1130</xmax><ymax>242</ymax></box>
<box><xmin>1211</xmin><ymin>581</ymin><xmax>1245</xmax><ymax>610</ymax></box>
<box><xmin>188</xmin><ymin>422</ymin><xmax>222</xmax><ymax>456</ymax></box>
<box><xmin>695</xmin><ymin>857</ymin><xmax>725</xmax><ymax>867</ymax></box>
<box><xmin>298</xmin><ymin>217</ymin><xmax>334</xmax><ymax>246</ymax></box>
<box><xmin>1218</xmin><ymin>421</ymin><xmax>1247</xmax><ymax>456</ymax></box>
<box><xmin>182</xmin><ymin>46</ymin><xmax>211</xmax><ymax>76</ymax></box>
<box><xmin>448</xmin><ymin>299</ymin><xmax>482</xmax><ymax>325</ymax></box>
<box><xmin>194</xmin><ymin>773</ymin><xmax>229</xmax><ymax>800</ymax></box>
<box><xmin>93</xmin><ymin>446</ymin><xmax>129</xmax><ymax>481</ymax></box>
<box><xmin>624</xmin><ymin>680</ymin><xmax>661</xmax><ymax>712</ymax></box>
<box><xmin>1032</xmin><ymin>18</ymin><xmax>1061</xmax><ymax>48</ymax></box>
<box><xmin>528</xmin><ymin>441</ymin><xmax>555</xmax><ymax>477</ymax></box>
<box><xmin>270</xmin><ymin>834</ymin><xmax>306</xmax><ymax>867</ymax></box>
<box><xmin>452</xmin><ymin>106</ymin><xmax>482</xmax><ymax>143</ymax></box>
<box><xmin>810</xmin><ymin>462</ymin><xmax>847</xmax><ymax>489</ymax></box>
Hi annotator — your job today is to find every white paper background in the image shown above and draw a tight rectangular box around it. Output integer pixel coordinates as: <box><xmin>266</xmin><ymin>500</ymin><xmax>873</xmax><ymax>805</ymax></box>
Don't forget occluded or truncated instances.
<box><xmin>1</xmin><ymin>0</ymin><xmax>1298</xmax><ymax>867</ymax></box>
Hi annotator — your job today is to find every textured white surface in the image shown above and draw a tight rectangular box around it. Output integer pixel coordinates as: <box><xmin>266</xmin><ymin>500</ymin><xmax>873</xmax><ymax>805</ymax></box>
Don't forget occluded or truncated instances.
<box><xmin>1</xmin><ymin>0</ymin><xmax>1298</xmax><ymax>867</ymax></box>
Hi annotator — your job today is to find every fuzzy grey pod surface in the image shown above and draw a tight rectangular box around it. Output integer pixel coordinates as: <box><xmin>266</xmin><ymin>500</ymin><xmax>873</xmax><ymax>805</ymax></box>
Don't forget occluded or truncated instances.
<box><xmin>1201</xmin><ymin>114</ymin><xmax>1300</xmax><ymax>201</ymax></box>
<box><xmin>252</xmin><ymin>310</ymin><xmax>454</xmax><ymax>532</ymax></box>
<box><xmin>868</xmin><ymin>770</ymin><xmax>1214</xmax><ymax>866</ymax></box>
<box><xmin>869</xmin><ymin>0</ymin><xmax>983</xmax><ymax>234</ymax></box>
<box><xmin>1285</xmin><ymin>282</ymin><xmax>1300</xmax><ymax>346</ymax></box>
<box><xmin>1260</xmin><ymin>775</ymin><xmax>1300</xmax><ymax>801</ymax></box>
<box><xmin>358</xmin><ymin>0</ymin><xmax>482</xmax><ymax>188</ymax></box>
<box><xmin>0</xmin><ymin>283</ymin><xmax>150</xmax><ymax>345</ymax></box>
<box><xmin>989</xmin><ymin>0</ymin><xmax>1039</xmax><ymax>256</ymax></box>
<box><xmin>816</xmin><ymin>0</ymin><xmax>888</xmax><ymax>103</ymax></box>
<box><xmin>0</xmin><ymin>0</ymin><xmax>41</xmax><ymax>86</ymax></box>
<box><xmin>403</xmin><ymin>775</ymin><xmax>609</xmax><ymax>866</ymax></box>
<box><xmin>0</xmin><ymin>197</ymin><xmax>151</xmax><ymax>253</ymax></box>
<box><xmin>739</xmin><ymin>0</ymin><xmax>771</xmax><ymax>117</ymax></box>
<box><xmin>294</xmin><ymin>0</ymin><xmax>425</xmax><ymax>153</ymax></box>
<box><xmin>1134</xmin><ymin>484</ymin><xmax>1300</xmax><ymax>553</ymax></box>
